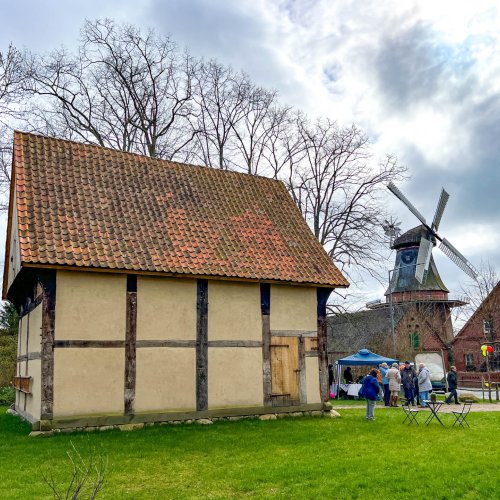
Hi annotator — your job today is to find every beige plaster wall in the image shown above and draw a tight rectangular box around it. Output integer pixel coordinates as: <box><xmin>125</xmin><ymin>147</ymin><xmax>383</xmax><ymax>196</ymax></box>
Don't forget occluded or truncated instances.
<box><xmin>208</xmin><ymin>347</ymin><xmax>263</xmax><ymax>407</ymax></box>
<box><xmin>137</xmin><ymin>277</ymin><xmax>196</xmax><ymax>341</ymax></box>
<box><xmin>27</xmin><ymin>304</ymin><xmax>42</xmax><ymax>354</ymax></box>
<box><xmin>135</xmin><ymin>348</ymin><xmax>196</xmax><ymax>412</ymax></box>
<box><xmin>23</xmin><ymin>359</ymin><xmax>41</xmax><ymax>421</ymax></box>
<box><xmin>55</xmin><ymin>271</ymin><xmax>126</xmax><ymax>341</ymax></box>
<box><xmin>270</xmin><ymin>285</ymin><xmax>317</xmax><ymax>331</ymax></box>
<box><xmin>208</xmin><ymin>282</ymin><xmax>261</xmax><ymax>341</ymax></box>
<box><xmin>53</xmin><ymin>348</ymin><xmax>125</xmax><ymax>416</ymax></box>
<box><xmin>305</xmin><ymin>357</ymin><xmax>321</xmax><ymax>404</ymax></box>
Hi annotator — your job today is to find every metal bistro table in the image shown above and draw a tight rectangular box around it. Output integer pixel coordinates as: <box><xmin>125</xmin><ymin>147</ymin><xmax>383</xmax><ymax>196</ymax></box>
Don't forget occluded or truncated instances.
<box><xmin>423</xmin><ymin>400</ymin><xmax>444</xmax><ymax>426</ymax></box>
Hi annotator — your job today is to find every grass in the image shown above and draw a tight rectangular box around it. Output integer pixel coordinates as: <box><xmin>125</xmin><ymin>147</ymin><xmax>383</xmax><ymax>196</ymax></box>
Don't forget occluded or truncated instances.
<box><xmin>1</xmin><ymin>406</ymin><xmax>499</xmax><ymax>499</ymax></box>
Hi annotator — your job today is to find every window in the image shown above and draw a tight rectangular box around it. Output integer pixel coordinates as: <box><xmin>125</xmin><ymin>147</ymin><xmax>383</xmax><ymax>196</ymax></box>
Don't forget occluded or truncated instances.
<box><xmin>465</xmin><ymin>353</ymin><xmax>474</xmax><ymax>368</ymax></box>
<box><xmin>483</xmin><ymin>319</ymin><xmax>493</xmax><ymax>335</ymax></box>
<box><xmin>409</xmin><ymin>332</ymin><xmax>419</xmax><ymax>348</ymax></box>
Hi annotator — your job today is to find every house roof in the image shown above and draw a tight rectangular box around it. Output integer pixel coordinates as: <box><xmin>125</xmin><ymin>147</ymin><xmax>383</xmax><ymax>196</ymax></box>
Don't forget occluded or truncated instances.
<box><xmin>327</xmin><ymin>307</ymin><xmax>407</xmax><ymax>353</ymax></box>
<box><xmin>4</xmin><ymin>132</ymin><xmax>349</xmax><ymax>292</ymax></box>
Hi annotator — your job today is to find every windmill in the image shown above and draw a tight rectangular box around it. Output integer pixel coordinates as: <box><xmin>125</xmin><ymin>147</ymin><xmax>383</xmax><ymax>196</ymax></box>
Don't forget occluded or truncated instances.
<box><xmin>382</xmin><ymin>216</ymin><xmax>402</xmax><ymax>247</ymax></box>
<box><xmin>387</xmin><ymin>182</ymin><xmax>478</xmax><ymax>284</ymax></box>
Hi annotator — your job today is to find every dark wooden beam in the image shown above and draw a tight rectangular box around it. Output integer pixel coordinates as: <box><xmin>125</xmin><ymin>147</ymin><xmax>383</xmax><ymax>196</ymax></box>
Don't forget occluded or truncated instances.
<box><xmin>270</xmin><ymin>330</ymin><xmax>317</xmax><ymax>337</ymax></box>
<box><xmin>260</xmin><ymin>283</ymin><xmax>272</xmax><ymax>406</ymax></box>
<box><xmin>196</xmin><ymin>280</ymin><xmax>208</xmax><ymax>411</ymax></box>
<box><xmin>124</xmin><ymin>275</ymin><xmax>137</xmax><ymax>416</ymax></box>
<box><xmin>17</xmin><ymin>352</ymin><xmax>41</xmax><ymax>362</ymax></box>
<box><xmin>207</xmin><ymin>340</ymin><xmax>262</xmax><ymax>348</ymax></box>
<box><xmin>136</xmin><ymin>340</ymin><xmax>196</xmax><ymax>348</ymax></box>
<box><xmin>40</xmin><ymin>271</ymin><xmax>56</xmax><ymax>420</ymax></box>
<box><xmin>55</xmin><ymin>340</ymin><xmax>125</xmax><ymax>348</ymax></box>
<box><xmin>317</xmin><ymin>288</ymin><xmax>333</xmax><ymax>402</ymax></box>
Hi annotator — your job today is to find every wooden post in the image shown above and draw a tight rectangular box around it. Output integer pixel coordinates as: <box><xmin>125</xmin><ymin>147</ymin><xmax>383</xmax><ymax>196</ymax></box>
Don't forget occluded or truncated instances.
<box><xmin>40</xmin><ymin>271</ymin><xmax>56</xmax><ymax>420</ymax></box>
<box><xmin>196</xmin><ymin>280</ymin><xmax>208</xmax><ymax>411</ymax></box>
<box><xmin>298</xmin><ymin>336</ymin><xmax>307</xmax><ymax>404</ymax></box>
<box><xmin>124</xmin><ymin>275</ymin><xmax>137</xmax><ymax>415</ymax></box>
<box><xmin>317</xmin><ymin>288</ymin><xmax>333</xmax><ymax>402</ymax></box>
<box><xmin>260</xmin><ymin>283</ymin><xmax>272</xmax><ymax>406</ymax></box>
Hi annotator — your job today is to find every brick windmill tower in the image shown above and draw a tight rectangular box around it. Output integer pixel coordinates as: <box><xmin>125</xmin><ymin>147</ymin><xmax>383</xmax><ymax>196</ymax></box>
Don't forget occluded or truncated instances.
<box><xmin>384</xmin><ymin>183</ymin><xmax>477</xmax><ymax>359</ymax></box>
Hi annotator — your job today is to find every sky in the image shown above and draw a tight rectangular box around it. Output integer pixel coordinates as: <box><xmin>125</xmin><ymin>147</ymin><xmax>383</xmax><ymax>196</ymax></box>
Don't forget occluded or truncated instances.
<box><xmin>1</xmin><ymin>0</ymin><xmax>500</xmax><ymax>312</ymax></box>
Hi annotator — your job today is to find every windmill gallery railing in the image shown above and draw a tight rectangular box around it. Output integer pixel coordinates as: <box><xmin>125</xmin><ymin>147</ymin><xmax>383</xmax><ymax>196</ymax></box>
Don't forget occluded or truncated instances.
<box><xmin>388</xmin><ymin>291</ymin><xmax>469</xmax><ymax>304</ymax></box>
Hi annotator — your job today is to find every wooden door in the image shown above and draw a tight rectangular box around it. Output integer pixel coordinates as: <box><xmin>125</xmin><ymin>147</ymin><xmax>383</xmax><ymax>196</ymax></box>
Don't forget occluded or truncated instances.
<box><xmin>270</xmin><ymin>336</ymin><xmax>300</xmax><ymax>406</ymax></box>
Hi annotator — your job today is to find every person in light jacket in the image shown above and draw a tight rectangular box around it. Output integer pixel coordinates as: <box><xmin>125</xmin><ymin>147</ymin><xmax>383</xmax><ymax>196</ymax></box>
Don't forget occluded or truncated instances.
<box><xmin>379</xmin><ymin>362</ymin><xmax>390</xmax><ymax>406</ymax></box>
<box><xmin>418</xmin><ymin>363</ymin><xmax>432</xmax><ymax>407</ymax></box>
<box><xmin>387</xmin><ymin>362</ymin><xmax>401</xmax><ymax>407</ymax></box>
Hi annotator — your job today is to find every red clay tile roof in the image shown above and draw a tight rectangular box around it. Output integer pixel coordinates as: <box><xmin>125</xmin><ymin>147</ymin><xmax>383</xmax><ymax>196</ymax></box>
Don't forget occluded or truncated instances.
<box><xmin>6</xmin><ymin>131</ymin><xmax>349</xmax><ymax>288</ymax></box>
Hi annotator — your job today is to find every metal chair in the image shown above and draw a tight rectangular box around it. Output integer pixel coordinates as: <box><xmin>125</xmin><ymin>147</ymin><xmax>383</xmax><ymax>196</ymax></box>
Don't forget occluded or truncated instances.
<box><xmin>452</xmin><ymin>401</ymin><xmax>473</xmax><ymax>428</ymax></box>
<box><xmin>401</xmin><ymin>400</ymin><xmax>419</xmax><ymax>425</ymax></box>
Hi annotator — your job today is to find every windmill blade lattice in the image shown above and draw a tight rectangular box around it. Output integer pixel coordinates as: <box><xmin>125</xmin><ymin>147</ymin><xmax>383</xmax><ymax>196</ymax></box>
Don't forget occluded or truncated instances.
<box><xmin>431</xmin><ymin>188</ymin><xmax>449</xmax><ymax>231</ymax></box>
<box><xmin>439</xmin><ymin>238</ymin><xmax>478</xmax><ymax>280</ymax></box>
<box><xmin>415</xmin><ymin>236</ymin><xmax>433</xmax><ymax>284</ymax></box>
<box><xmin>387</xmin><ymin>182</ymin><xmax>427</xmax><ymax>226</ymax></box>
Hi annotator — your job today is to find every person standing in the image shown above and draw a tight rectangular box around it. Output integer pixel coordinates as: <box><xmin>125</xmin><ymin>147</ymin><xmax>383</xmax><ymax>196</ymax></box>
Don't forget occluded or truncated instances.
<box><xmin>418</xmin><ymin>363</ymin><xmax>432</xmax><ymax>407</ymax></box>
<box><xmin>413</xmin><ymin>372</ymin><xmax>420</xmax><ymax>406</ymax></box>
<box><xmin>328</xmin><ymin>364</ymin><xmax>334</xmax><ymax>388</ymax></box>
<box><xmin>379</xmin><ymin>362</ymin><xmax>390</xmax><ymax>406</ymax></box>
<box><xmin>387</xmin><ymin>362</ymin><xmax>401</xmax><ymax>407</ymax></box>
<box><xmin>445</xmin><ymin>366</ymin><xmax>459</xmax><ymax>404</ymax></box>
<box><xmin>401</xmin><ymin>361</ymin><xmax>417</xmax><ymax>406</ymax></box>
<box><xmin>344</xmin><ymin>366</ymin><xmax>353</xmax><ymax>384</ymax></box>
<box><xmin>361</xmin><ymin>369</ymin><xmax>380</xmax><ymax>421</ymax></box>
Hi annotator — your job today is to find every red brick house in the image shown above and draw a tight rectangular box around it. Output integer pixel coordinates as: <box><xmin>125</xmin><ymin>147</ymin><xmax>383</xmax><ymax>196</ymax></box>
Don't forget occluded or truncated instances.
<box><xmin>452</xmin><ymin>282</ymin><xmax>500</xmax><ymax>373</ymax></box>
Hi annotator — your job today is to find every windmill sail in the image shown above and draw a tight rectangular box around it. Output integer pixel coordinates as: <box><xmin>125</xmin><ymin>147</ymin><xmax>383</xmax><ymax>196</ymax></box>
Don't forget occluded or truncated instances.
<box><xmin>439</xmin><ymin>238</ymin><xmax>478</xmax><ymax>279</ymax></box>
<box><xmin>415</xmin><ymin>237</ymin><xmax>433</xmax><ymax>284</ymax></box>
<box><xmin>431</xmin><ymin>188</ymin><xmax>449</xmax><ymax>231</ymax></box>
<box><xmin>387</xmin><ymin>182</ymin><xmax>427</xmax><ymax>226</ymax></box>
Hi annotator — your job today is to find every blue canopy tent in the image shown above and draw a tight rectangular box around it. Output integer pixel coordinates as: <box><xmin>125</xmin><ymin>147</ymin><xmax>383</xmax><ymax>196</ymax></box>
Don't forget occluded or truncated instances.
<box><xmin>334</xmin><ymin>349</ymin><xmax>398</xmax><ymax>399</ymax></box>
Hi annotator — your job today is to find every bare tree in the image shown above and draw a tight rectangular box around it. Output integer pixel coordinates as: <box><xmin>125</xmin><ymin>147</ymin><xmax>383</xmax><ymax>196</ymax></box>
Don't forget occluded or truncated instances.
<box><xmin>261</xmin><ymin>110</ymin><xmax>307</xmax><ymax>180</ymax></box>
<box><xmin>0</xmin><ymin>44</ymin><xmax>25</xmax><ymax>209</ymax></box>
<box><xmin>230</xmin><ymin>87</ymin><xmax>289</xmax><ymax>175</ymax></box>
<box><xmin>25</xmin><ymin>19</ymin><xmax>196</xmax><ymax>160</ymax></box>
<box><xmin>285</xmin><ymin>117</ymin><xmax>405</xmax><ymax>279</ymax></box>
<box><xmin>0</xmin><ymin>44</ymin><xmax>24</xmax><ymax>121</ymax></box>
<box><xmin>42</xmin><ymin>441</ymin><xmax>107</xmax><ymax>499</ymax></box>
<box><xmin>5</xmin><ymin>19</ymin><xmax>406</xmax><ymax>292</ymax></box>
<box><xmin>190</xmin><ymin>60</ymin><xmax>251</xmax><ymax>169</ymax></box>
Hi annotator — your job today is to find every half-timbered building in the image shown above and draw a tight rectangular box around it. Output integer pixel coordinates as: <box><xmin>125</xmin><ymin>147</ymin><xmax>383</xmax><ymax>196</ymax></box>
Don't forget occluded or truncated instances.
<box><xmin>4</xmin><ymin>132</ymin><xmax>348</xmax><ymax>431</ymax></box>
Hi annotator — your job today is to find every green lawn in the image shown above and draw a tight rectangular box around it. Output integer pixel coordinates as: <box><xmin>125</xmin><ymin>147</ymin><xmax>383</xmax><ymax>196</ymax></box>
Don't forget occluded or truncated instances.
<box><xmin>1</xmin><ymin>406</ymin><xmax>499</xmax><ymax>499</ymax></box>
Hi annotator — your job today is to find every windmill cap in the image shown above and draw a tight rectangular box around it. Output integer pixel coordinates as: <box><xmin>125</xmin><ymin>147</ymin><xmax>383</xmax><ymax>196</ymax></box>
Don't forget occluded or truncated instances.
<box><xmin>391</xmin><ymin>225</ymin><xmax>434</xmax><ymax>250</ymax></box>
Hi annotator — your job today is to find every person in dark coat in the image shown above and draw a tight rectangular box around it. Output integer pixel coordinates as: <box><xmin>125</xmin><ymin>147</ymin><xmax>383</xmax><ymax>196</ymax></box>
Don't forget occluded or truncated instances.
<box><xmin>413</xmin><ymin>373</ymin><xmax>420</xmax><ymax>406</ymax></box>
<box><xmin>445</xmin><ymin>366</ymin><xmax>459</xmax><ymax>404</ymax></box>
<box><xmin>361</xmin><ymin>369</ymin><xmax>380</xmax><ymax>421</ymax></box>
<box><xmin>401</xmin><ymin>361</ymin><xmax>417</xmax><ymax>406</ymax></box>
<box><xmin>328</xmin><ymin>364</ymin><xmax>334</xmax><ymax>394</ymax></box>
<box><xmin>344</xmin><ymin>366</ymin><xmax>353</xmax><ymax>384</ymax></box>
